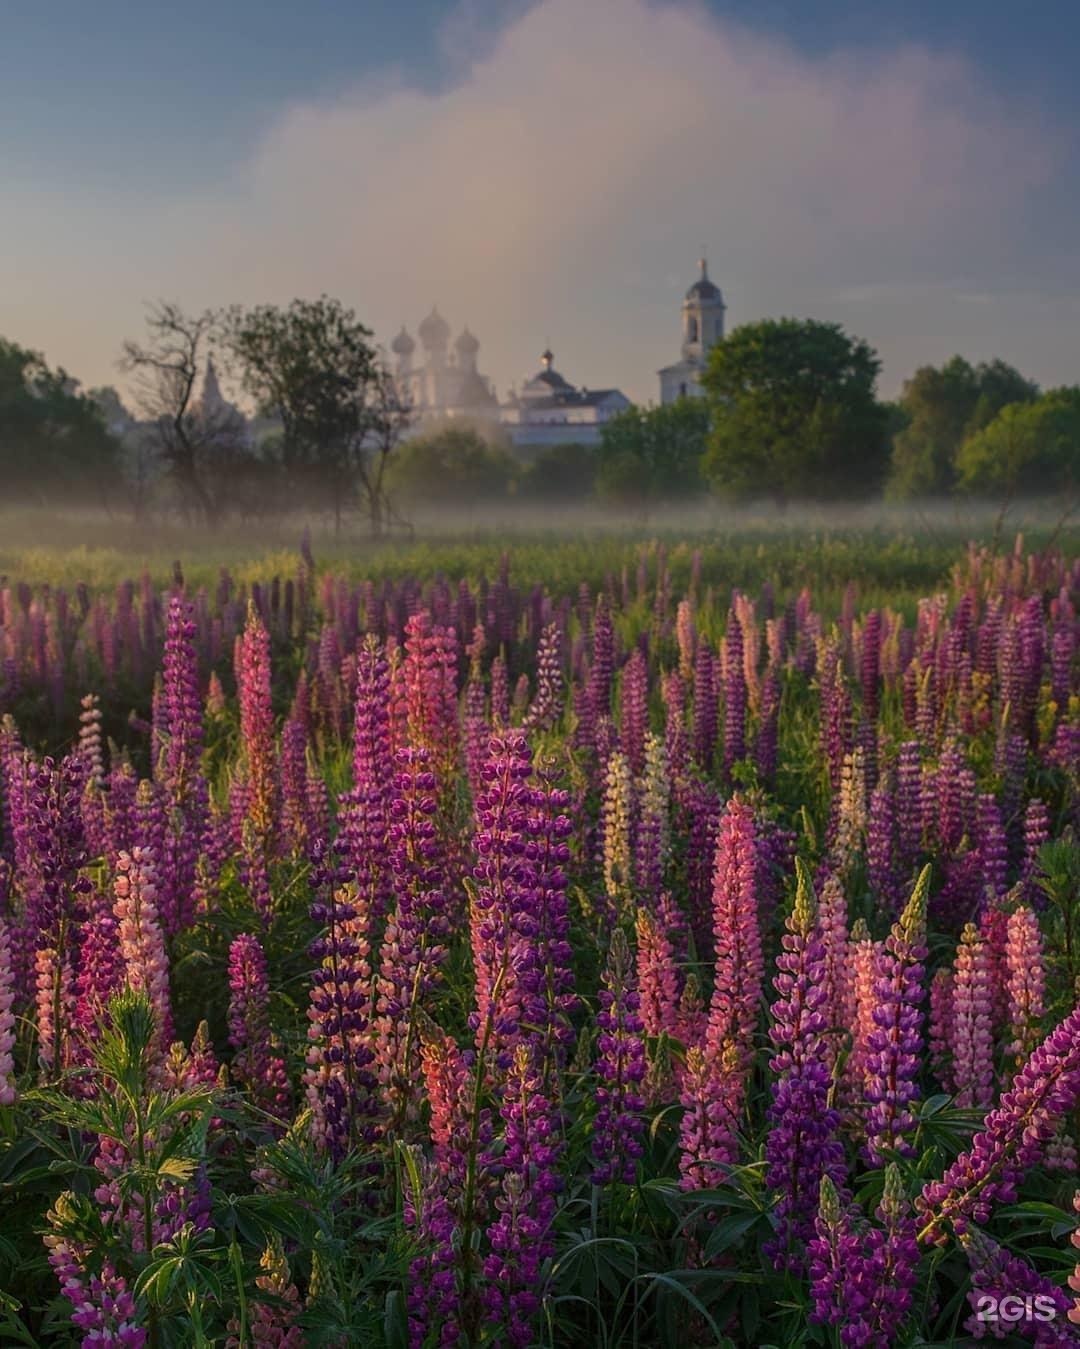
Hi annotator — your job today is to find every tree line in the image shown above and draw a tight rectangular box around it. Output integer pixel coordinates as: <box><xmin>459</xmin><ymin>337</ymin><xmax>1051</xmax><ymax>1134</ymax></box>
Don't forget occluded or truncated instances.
<box><xmin>0</xmin><ymin>304</ymin><xmax>1075</xmax><ymax>527</ymax></box>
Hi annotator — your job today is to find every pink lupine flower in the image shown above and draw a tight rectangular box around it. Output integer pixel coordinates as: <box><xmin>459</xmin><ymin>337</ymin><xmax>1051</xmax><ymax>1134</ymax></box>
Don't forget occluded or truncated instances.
<box><xmin>227</xmin><ymin>1239</ymin><xmax>304</xmax><ymax>1348</ymax></box>
<box><xmin>1005</xmin><ymin>905</ymin><xmax>1046</xmax><ymax>1066</ymax></box>
<box><xmin>843</xmin><ymin>919</ymin><xmax>881</xmax><ymax>1106</ymax></box>
<box><xmin>816</xmin><ymin>873</ymin><xmax>853</xmax><ymax>1071</ymax></box>
<box><xmin>236</xmin><ymin>602</ymin><xmax>277</xmax><ymax>845</ymax></box>
<box><xmin>403</xmin><ymin>610</ymin><xmax>460</xmax><ymax>783</ymax></box>
<box><xmin>113</xmin><ymin>848</ymin><xmax>173</xmax><ymax>1053</ymax></box>
<box><xmin>705</xmin><ymin>796</ymin><xmax>762</xmax><ymax>1077</ymax></box>
<box><xmin>619</xmin><ymin>645</ymin><xmax>649</xmax><ymax>776</ymax></box>
<box><xmin>635</xmin><ymin>899</ymin><xmax>683</xmax><ymax>1042</ymax></box>
<box><xmin>952</xmin><ymin>923</ymin><xmax>995</xmax><ymax>1109</ymax></box>
<box><xmin>678</xmin><ymin>1038</ymin><xmax>744</xmax><ymax>1189</ymax></box>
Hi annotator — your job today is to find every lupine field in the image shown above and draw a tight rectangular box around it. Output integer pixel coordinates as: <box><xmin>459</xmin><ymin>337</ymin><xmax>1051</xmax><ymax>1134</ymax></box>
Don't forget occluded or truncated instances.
<box><xmin>0</xmin><ymin>531</ymin><xmax>1079</xmax><ymax>1347</ymax></box>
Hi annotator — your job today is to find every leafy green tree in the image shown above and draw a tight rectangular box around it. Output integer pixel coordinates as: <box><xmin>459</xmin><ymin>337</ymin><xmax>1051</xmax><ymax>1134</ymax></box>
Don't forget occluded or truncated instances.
<box><xmin>224</xmin><ymin>296</ymin><xmax>397</xmax><ymax>534</ymax></box>
<box><xmin>700</xmin><ymin>319</ymin><xmax>888</xmax><ymax>503</ymax></box>
<box><xmin>887</xmin><ymin>356</ymin><xmax>1038</xmax><ymax>498</ymax></box>
<box><xmin>518</xmin><ymin>442</ymin><xmax>598</xmax><ymax>501</ymax></box>
<box><xmin>956</xmin><ymin>387</ymin><xmax>1080</xmax><ymax>499</ymax></box>
<box><xmin>0</xmin><ymin>338</ymin><xmax>120</xmax><ymax>503</ymax></box>
<box><xmin>385</xmin><ymin>424</ymin><xmax>517</xmax><ymax>505</ymax></box>
<box><xmin>596</xmin><ymin>397</ymin><xmax>709</xmax><ymax>506</ymax></box>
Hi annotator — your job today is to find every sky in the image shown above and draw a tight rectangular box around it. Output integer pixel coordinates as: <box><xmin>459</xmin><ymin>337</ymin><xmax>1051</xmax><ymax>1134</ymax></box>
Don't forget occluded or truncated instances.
<box><xmin>1</xmin><ymin>0</ymin><xmax>1079</xmax><ymax>407</ymax></box>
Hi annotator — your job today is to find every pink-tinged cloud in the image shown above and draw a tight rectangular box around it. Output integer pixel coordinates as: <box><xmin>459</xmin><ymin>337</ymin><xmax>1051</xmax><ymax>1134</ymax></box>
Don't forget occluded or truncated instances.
<box><xmin>0</xmin><ymin>0</ymin><xmax>1066</xmax><ymax>402</ymax></box>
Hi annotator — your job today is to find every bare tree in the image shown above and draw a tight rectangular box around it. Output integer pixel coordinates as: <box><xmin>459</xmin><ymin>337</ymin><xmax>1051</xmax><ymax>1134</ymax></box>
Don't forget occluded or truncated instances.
<box><xmin>362</xmin><ymin>364</ymin><xmax>415</xmax><ymax>537</ymax></box>
<box><xmin>119</xmin><ymin>302</ymin><xmax>246</xmax><ymax>527</ymax></box>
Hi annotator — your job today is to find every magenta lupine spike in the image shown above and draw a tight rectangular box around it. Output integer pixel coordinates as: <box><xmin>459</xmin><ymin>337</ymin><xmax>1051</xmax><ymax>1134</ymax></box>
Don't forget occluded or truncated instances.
<box><xmin>678</xmin><ymin>1036</ymin><xmax>744</xmax><ymax>1189</ymax></box>
<box><xmin>373</xmin><ymin>747</ymin><xmax>449</xmax><ymax>1123</ymax></box>
<box><xmin>43</xmin><ymin>1213</ymin><xmax>148</xmax><ymax>1349</ymax></box>
<box><xmin>809</xmin><ymin>1167</ymin><xmax>920</xmax><ymax>1348</ymax></box>
<box><xmin>951</xmin><ymin>924</ymin><xmax>995</xmax><ymax>1109</ymax></box>
<box><xmin>705</xmin><ymin>796</ymin><xmax>763</xmax><ymax>1075</ymax></box>
<box><xmin>1005</xmin><ymin>905</ymin><xmax>1046</xmax><ymax>1067</ymax></box>
<box><xmin>635</xmin><ymin>900</ymin><xmax>683</xmax><ymax>1042</ymax></box>
<box><xmin>403</xmin><ymin>610</ymin><xmax>460</xmax><ymax>782</ymax></box>
<box><xmin>240</xmin><ymin>817</ymin><xmax>274</xmax><ymax>924</ymax></box>
<box><xmin>918</xmin><ymin>999</ymin><xmax>1080</xmax><ymax>1245</ymax></box>
<box><xmin>161</xmin><ymin>596</ymin><xmax>205</xmax><ymax>813</ymax></box>
<box><xmin>861</xmin><ymin>609</ymin><xmax>882</xmax><ymax>722</ymax></box>
<box><xmin>482</xmin><ymin>1043</ymin><xmax>563</xmax><ymax>1348</ymax></box>
<box><xmin>340</xmin><ymin>636</ymin><xmax>395</xmax><ymax>921</ymax></box>
<box><xmin>935</xmin><ymin>739</ymin><xmax>974</xmax><ymax>855</ymax></box>
<box><xmin>619</xmin><ymin>645</ymin><xmax>649</xmax><ymax>776</ymax></box>
<box><xmin>863</xmin><ymin>867</ymin><xmax>930</xmax><ymax>1164</ymax></box>
<box><xmin>960</xmin><ymin>1228</ymin><xmax>1074</xmax><ymax>1341</ymax></box>
<box><xmin>764</xmin><ymin>862</ymin><xmax>846</xmax><ymax>1268</ymax></box>
<box><xmin>73</xmin><ymin>887</ymin><xmax>124</xmax><ymax>1046</ymax></box>
<box><xmin>929</xmin><ymin>967</ymin><xmax>954</xmax><ymax>1092</ymax></box>
<box><xmin>691</xmin><ymin>641</ymin><xmax>717</xmax><ymax>769</ymax></box>
<box><xmin>0</xmin><ymin>917</ymin><xmax>15</xmax><ymax>1106</ymax></box>
<box><xmin>469</xmin><ymin>732</ymin><xmax>575</xmax><ymax>1072</ymax></box>
<box><xmin>228</xmin><ymin>933</ymin><xmax>289</xmax><ymax>1119</ymax></box>
<box><xmin>973</xmin><ymin>793</ymin><xmax>1008</xmax><ymax>909</ymax></box>
<box><xmin>592</xmin><ymin>929</ymin><xmax>647</xmax><ymax>1186</ymax></box>
<box><xmin>113</xmin><ymin>848</ymin><xmax>173</xmax><ymax>1053</ymax></box>
<box><xmin>236</xmin><ymin>602</ymin><xmax>277</xmax><ymax>845</ymax></box>
<box><xmin>722</xmin><ymin>610</ymin><xmax>747</xmax><ymax>778</ymax></box>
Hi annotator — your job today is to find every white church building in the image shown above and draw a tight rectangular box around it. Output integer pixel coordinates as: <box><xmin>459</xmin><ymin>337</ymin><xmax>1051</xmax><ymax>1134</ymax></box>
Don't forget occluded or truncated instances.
<box><xmin>657</xmin><ymin>258</ymin><xmax>726</xmax><ymax>404</ymax></box>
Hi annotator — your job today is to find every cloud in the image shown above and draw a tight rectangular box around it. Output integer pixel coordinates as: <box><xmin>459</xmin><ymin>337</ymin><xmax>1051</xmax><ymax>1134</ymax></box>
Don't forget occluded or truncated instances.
<box><xmin>0</xmin><ymin>0</ymin><xmax>1068</xmax><ymax>402</ymax></box>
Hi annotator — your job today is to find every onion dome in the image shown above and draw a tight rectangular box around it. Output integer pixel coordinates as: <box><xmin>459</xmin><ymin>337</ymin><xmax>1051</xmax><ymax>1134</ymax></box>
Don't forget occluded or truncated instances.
<box><xmin>391</xmin><ymin>325</ymin><xmax>415</xmax><ymax>356</ymax></box>
<box><xmin>418</xmin><ymin>306</ymin><xmax>450</xmax><ymax>347</ymax></box>
<box><xmin>455</xmin><ymin>326</ymin><xmax>480</xmax><ymax>357</ymax></box>
<box><xmin>685</xmin><ymin>257</ymin><xmax>721</xmax><ymax>302</ymax></box>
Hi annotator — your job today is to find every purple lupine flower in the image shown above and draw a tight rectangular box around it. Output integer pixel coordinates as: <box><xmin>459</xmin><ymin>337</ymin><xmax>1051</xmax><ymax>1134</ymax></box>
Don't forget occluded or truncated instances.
<box><xmin>0</xmin><ymin>916</ymin><xmax>15</xmax><ymax>1106</ymax></box>
<box><xmin>1022</xmin><ymin>799</ymin><xmax>1050</xmax><ymax>904</ymax></box>
<box><xmin>764</xmin><ymin>860</ymin><xmax>845</xmax><ymax>1268</ymax></box>
<box><xmin>960</xmin><ymin>1228</ymin><xmax>1075</xmax><ymax>1343</ymax></box>
<box><xmin>867</xmin><ymin>772</ymin><xmax>901</xmax><ymax>911</ymax></box>
<box><xmin>43</xmin><ymin>1210</ymin><xmax>147</xmax><ymax>1349</ymax></box>
<box><xmin>482</xmin><ymin>1043</ymin><xmax>563</xmax><ymax>1348</ymax></box>
<box><xmin>691</xmin><ymin>641</ymin><xmax>717</xmax><ymax>769</ymax></box>
<box><xmin>303</xmin><ymin>865</ymin><xmax>380</xmax><ymax>1160</ymax></box>
<box><xmin>587</xmin><ymin>598</ymin><xmax>616</xmax><ymax>752</ymax></box>
<box><xmin>861</xmin><ymin>609</ymin><xmax>882</xmax><ymax>722</ymax></box>
<box><xmin>469</xmin><ymin>732</ymin><xmax>575</xmax><ymax>1073</ymax></box>
<box><xmin>974</xmin><ymin>793</ymin><xmax>1008</xmax><ymax>909</ymax></box>
<box><xmin>373</xmin><ymin>747</ymin><xmax>449</xmax><ymax>1125</ymax></box>
<box><xmin>808</xmin><ymin>1165</ymin><xmax>920</xmax><ymax>1349</ymax></box>
<box><xmin>619</xmin><ymin>645</ymin><xmax>649</xmax><ymax>776</ymax></box>
<box><xmin>918</xmin><ymin>999</ymin><xmax>1080</xmax><ymax>1245</ymax></box>
<box><xmin>722</xmin><ymin>610</ymin><xmax>747</xmax><ymax>779</ymax></box>
<box><xmin>819</xmin><ymin>637</ymin><xmax>852</xmax><ymax>797</ymax></box>
<box><xmin>279</xmin><ymin>714</ymin><xmax>314</xmax><ymax>857</ymax></box>
<box><xmin>863</xmin><ymin>866</ymin><xmax>931</xmax><ymax>1165</ymax></box>
<box><xmin>339</xmin><ymin>636</ymin><xmax>395</xmax><ymax>921</ymax></box>
<box><xmin>591</xmin><ymin>929</ymin><xmax>647</xmax><ymax>1186</ymax></box>
<box><xmin>896</xmin><ymin>739</ymin><xmax>924</xmax><ymax>869</ymax></box>
<box><xmin>228</xmin><ymin>933</ymin><xmax>289</xmax><ymax>1119</ymax></box>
